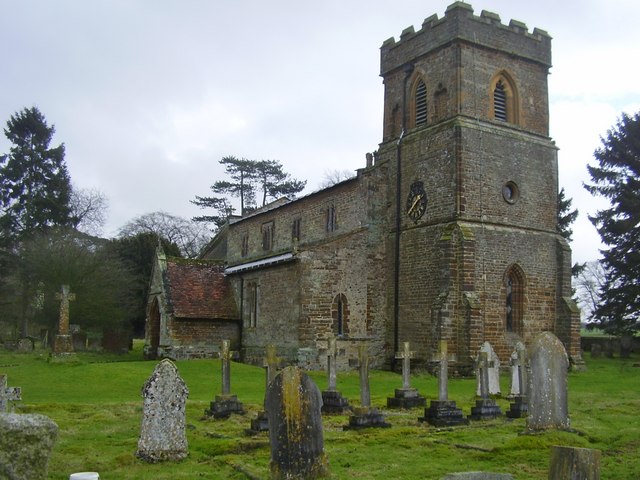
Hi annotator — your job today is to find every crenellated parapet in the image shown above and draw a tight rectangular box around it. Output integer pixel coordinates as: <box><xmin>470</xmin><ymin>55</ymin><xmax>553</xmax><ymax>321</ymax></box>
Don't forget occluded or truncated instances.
<box><xmin>380</xmin><ymin>1</ymin><xmax>551</xmax><ymax>76</ymax></box>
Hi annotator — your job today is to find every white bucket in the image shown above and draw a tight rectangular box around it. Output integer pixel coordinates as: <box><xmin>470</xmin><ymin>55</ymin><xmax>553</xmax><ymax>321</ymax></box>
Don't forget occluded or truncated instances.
<box><xmin>69</xmin><ymin>473</ymin><xmax>100</xmax><ymax>480</ymax></box>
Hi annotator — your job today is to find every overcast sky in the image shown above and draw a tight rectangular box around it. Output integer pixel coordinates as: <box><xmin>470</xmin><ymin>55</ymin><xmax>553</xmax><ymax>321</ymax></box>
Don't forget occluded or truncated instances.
<box><xmin>1</xmin><ymin>0</ymin><xmax>639</xmax><ymax>264</ymax></box>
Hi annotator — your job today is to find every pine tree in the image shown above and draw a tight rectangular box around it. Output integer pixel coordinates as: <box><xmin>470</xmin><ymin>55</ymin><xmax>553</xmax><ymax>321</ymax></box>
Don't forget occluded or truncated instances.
<box><xmin>254</xmin><ymin>160</ymin><xmax>306</xmax><ymax>207</ymax></box>
<box><xmin>192</xmin><ymin>156</ymin><xmax>306</xmax><ymax>230</ymax></box>
<box><xmin>557</xmin><ymin>187</ymin><xmax>578</xmax><ymax>242</ymax></box>
<box><xmin>0</xmin><ymin>107</ymin><xmax>72</xmax><ymax>245</ymax></box>
<box><xmin>0</xmin><ymin>107</ymin><xmax>73</xmax><ymax>336</ymax></box>
<box><xmin>584</xmin><ymin>111</ymin><xmax>640</xmax><ymax>335</ymax></box>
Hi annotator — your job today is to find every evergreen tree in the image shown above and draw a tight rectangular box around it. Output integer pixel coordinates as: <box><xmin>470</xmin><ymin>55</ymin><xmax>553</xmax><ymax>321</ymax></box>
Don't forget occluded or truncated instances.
<box><xmin>0</xmin><ymin>107</ymin><xmax>73</xmax><ymax>337</ymax></box>
<box><xmin>0</xmin><ymin>107</ymin><xmax>72</xmax><ymax>245</ymax></box>
<box><xmin>557</xmin><ymin>187</ymin><xmax>578</xmax><ymax>242</ymax></box>
<box><xmin>192</xmin><ymin>156</ymin><xmax>306</xmax><ymax>230</ymax></box>
<box><xmin>254</xmin><ymin>159</ymin><xmax>306</xmax><ymax>207</ymax></box>
<box><xmin>584</xmin><ymin>111</ymin><xmax>640</xmax><ymax>335</ymax></box>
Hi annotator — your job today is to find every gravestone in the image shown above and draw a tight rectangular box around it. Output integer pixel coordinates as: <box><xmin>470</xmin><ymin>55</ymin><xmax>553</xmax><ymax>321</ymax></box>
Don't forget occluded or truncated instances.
<box><xmin>0</xmin><ymin>374</ymin><xmax>22</xmax><ymax>413</ymax></box>
<box><xmin>321</xmin><ymin>335</ymin><xmax>351</xmax><ymax>414</ymax></box>
<box><xmin>72</xmin><ymin>331</ymin><xmax>88</xmax><ymax>351</ymax></box>
<box><xmin>205</xmin><ymin>339</ymin><xmax>244</xmax><ymax>419</ymax></box>
<box><xmin>0</xmin><ymin>413</ymin><xmax>58</xmax><ymax>480</ymax></box>
<box><xmin>506</xmin><ymin>342</ymin><xmax>528</xmax><ymax>419</ymax></box>
<box><xmin>53</xmin><ymin>284</ymin><xmax>75</xmax><ymax>354</ymax></box>
<box><xmin>590</xmin><ymin>343</ymin><xmax>602</xmax><ymax>358</ymax></box>
<box><xmin>527</xmin><ymin>332</ymin><xmax>570</xmax><ymax>431</ymax></box>
<box><xmin>136</xmin><ymin>359</ymin><xmax>189</xmax><ymax>462</ymax></box>
<box><xmin>387</xmin><ymin>342</ymin><xmax>426</xmax><ymax>409</ymax></box>
<box><xmin>16</xmin><ymin>338</ymin><xmax>34</xmax><ymax>353</ymax></box>
<box><xmin>249</xmin><ymin>345</ymin><xmax>280</xmax><ymax>433</ymax></box>
<box><xmin>468</xmin><ymin>351</ymin><xmax>502</xmax><ymax>421</ymax></box>
<box><xmin>266</xmin><ymin>366</ymin><xmax>328</xmax><ymax>479</ymax></box>
<box><xmin>420</xmin><ymin>340</ymin><xmax>468</xmax><ymax>427</ymax></box>
<box><xmin>475</xmin><ymin>342</ymin><xmax>500</xmax><ymax>396</ymax></box>
<box><xmin>345</xmin><ymin>344</ymin><xmax>390</xmax><ymax>429</ymax></box>
<box><xmin>548</xmin><ymin>445</ymin><xmax>600</xmax><ymax>479</ymax></box>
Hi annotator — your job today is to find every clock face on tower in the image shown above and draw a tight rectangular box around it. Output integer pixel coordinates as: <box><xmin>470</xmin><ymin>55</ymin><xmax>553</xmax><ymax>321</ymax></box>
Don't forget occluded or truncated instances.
<box><xmin>406</xmin><ymin>181</ymin><xmax>427</xmax><ymax>222</ymax></box>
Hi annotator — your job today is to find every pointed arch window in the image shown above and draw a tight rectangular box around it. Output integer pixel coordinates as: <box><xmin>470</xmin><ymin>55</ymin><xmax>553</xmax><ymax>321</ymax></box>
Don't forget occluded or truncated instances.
<box><xmin>490</xmin><ymin>73</ymin><xmax>519</xmax><ymax>125</ymax></box>
<box><xmin>415</xmin><ymin>79</ymin><xmax>428</xmax><ymax>126</ymax></box>
<box><xmin>504</xmin><ymin>265</ymin><xmax>525</xmax><ymax>334</ymax></box>
<box><xmin>494</xmin><ymin>81</ymin><xmax>507</xmax><ymax>121</ymax></box>
<box><xmin>331</xmin><ymin>294</ymin><xmax>349</xmax><ymax>337</ymax></box>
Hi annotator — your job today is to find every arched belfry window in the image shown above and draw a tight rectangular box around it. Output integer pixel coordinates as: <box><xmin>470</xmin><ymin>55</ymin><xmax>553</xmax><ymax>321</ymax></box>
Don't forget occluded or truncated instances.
<box><xmin>494</xmin><ymin>81</ymin><xmax>507</xmax><ymax>121</ymax></box>
<box><xmin>491</xmin><ymin>72</ymin><xmax>519</xmax><ymax>125</ymax></box>
<box><xmin>504</xmin><ymin>265</ymin><xmax>525</xmax><ymax>334</ymax></box>
<box><xmin>414</xmin><ymin>79</ymin><xmax>428</xmax><ymax>127</ymax></box>
<box><xmin>331</xmin><ymin>294</ymin><xmax>349</xmax><ymax>337</ymax></box>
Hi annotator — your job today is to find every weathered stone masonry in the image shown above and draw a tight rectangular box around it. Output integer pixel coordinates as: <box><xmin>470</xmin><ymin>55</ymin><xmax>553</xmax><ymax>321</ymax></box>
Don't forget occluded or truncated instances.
<box><xmin>147</xmin><ymin>2</ymin><xmax>582</xmax><ymax>372</ymax></box>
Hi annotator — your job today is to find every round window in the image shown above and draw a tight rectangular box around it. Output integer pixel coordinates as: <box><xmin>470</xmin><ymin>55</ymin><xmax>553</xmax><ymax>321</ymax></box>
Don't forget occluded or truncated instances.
<box><xmin>502</xmin><ymin>181</ymin><xmax>519</xmax><ymax>204</ymax></box>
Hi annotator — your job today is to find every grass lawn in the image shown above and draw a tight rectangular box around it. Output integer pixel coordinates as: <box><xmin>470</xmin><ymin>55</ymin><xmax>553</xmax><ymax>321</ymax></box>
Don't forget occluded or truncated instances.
<box><xmin>1</xmin><ymin>342</ymin><xmax>639</xmax><ymax>479</ymax></box>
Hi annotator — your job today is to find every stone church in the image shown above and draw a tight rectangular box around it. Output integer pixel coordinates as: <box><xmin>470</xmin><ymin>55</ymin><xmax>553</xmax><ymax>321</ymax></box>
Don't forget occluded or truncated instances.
<box><xmin>144</xmin><ymin>2</ymin><xmax>582</xmax><ymax>373</ymax></box>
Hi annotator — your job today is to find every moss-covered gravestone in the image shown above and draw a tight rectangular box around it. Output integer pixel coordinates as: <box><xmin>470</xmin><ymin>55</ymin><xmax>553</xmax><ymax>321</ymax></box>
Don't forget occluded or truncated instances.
<box><xmin>266</xmin><ymin>366</ymin><xmax>328</xmax><ymax>479</ymax></box>
<box><xmin>0</xmin><ymin>413</ymin><xmax>58</xmax><ymax>479</ymax></box>
<box><xmin>527</xmin><ymin>332</ymin><xmax>570</xmax><ymax>431</ymax></box>
<box><xmin>136</xmin><ymin>359</ymin><xmax>189</xmax><ymax>462</ymax></box>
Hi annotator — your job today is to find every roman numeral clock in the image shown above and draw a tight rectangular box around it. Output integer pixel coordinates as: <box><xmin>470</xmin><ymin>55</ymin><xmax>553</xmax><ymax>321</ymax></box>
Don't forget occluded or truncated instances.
<box><xmin>406</xmin><ymin>181</ymin><xmax>427</xmax><ymax>222</ymax></box>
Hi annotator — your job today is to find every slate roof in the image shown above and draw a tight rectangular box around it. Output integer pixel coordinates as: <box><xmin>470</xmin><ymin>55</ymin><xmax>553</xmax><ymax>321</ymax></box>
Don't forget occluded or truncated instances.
<box><xmin>165</xmin><ymin>257</ymin><xmax>239</xmax><ymax>320</ymax></box>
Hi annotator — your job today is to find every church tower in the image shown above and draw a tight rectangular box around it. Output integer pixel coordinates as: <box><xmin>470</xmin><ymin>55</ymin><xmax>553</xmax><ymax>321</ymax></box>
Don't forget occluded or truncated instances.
<box><xmin>376</xmin><ymin>2</ymin><xmax>581</xmax><ymax>371</ymax></box>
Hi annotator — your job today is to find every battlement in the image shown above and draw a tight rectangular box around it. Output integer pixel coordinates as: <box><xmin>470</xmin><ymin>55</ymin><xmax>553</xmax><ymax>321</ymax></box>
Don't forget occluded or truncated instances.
<box><xmin>380</xmin><ymin>2</ymin><xmax>551</xmax><ymax>75</ymax></box>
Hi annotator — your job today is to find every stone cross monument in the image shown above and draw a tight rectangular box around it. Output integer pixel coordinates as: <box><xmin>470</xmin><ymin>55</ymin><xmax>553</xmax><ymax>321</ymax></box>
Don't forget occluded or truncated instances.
<box><xmin>346</xmin><ymin>343</ymin><xmax>390</xmax><ymax>429</ymax></box>
<box><xmin>0</xmin><ymin>374</ymin><xmax>22</xmax><ymax>412</ymax></box>
<box><xmin>205</xmin><ymin>339</ymin><xmax>243</xmax><ymax>419</ymax></box>
<box><xmin>468</xmin><ymin>351</ymin><xmax>503</xmax><ymax>421</ymax></box>
<box><xmin>420</xmin><ymin>340</ymin><xmax>468</xmax><ymax>426</ymax></box>
<box><xmin>53</xmin><ymin>284</ymin><xmax>75</xmax><ymax>354</ymax></box>
<box><xmin>506</xmin><ymin>342</ymin><xmax>528</xmax><ymax>418</ymax></box>
<box><xmin>250</xmin><ymin>344</ymin><xmax>281</xmax><ymax>432</ymax></box>
<box><xmin>387</xmin><ymin>341</ymin><xmax>425</xmax><ymax>408</ymax></box>
<box><xmin>321</xmin><ymin>334</ymin><xmax>350</xmax><ymax>414</ymax></box>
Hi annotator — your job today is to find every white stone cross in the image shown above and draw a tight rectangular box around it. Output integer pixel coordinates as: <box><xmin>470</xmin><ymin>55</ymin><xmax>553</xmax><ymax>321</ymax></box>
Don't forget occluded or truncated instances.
<box><xmin>326</xmin><ymin>334</ymin><xmax>339</xmax><ymax>391</ymax></box>
<box><xmin>432</xmin><ymin>340</ymin><xmax>456</xmax><ymax>401</ymax></box>
<box><xmin>395</xmin><ymin>341</ymin><xmax>415</xmax><ymax>390</ymax></box>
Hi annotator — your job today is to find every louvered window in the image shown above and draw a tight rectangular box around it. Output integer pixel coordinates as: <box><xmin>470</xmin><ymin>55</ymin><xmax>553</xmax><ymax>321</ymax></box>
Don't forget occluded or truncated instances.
<box><xmin>494</xmin><ymin>80</ymin><xmax>507</xmax><ymax>121</ymax></box>
<box><xmin>415</xmin><ymin>80</ymin><xmax>428</xmax><ymax>126</ymax></box>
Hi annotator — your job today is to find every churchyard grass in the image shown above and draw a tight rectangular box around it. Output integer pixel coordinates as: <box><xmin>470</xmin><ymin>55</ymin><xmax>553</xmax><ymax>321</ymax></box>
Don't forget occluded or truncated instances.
<box><xmin>1</xmin><ymin>342</ymin><xmax>638</xmax><ymax>479</ymax></box>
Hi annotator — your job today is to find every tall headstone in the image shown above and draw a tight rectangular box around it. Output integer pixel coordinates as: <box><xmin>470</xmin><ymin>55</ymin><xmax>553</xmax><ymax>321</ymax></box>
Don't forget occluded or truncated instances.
<box><xmin>249</xmin><ymin>344</ymin><xmax>281</xmax><ymax>432</ymax></box>
<box><xmin>506</xmin><ymin>342</ymin><xmax>528</xmax><ymax>419</ymax></box>
<box><xmin>468</xmin><ymin>351</ymin><xmax>502</xmax><ymax>421</ymax></box>
<box><xmin>53</xmin><ymin>284</ymin><xmax>76</xmax><ymax>354</ymax></box>
<box><xmin>136</xmin><ymin>359</ymin><xmax>189</xmax><ymax>462</ymax></box>
<box><xmin>527</xmin><ymin>332</ymin><xmax>570</xmax><ymax>431</ymax></box>
<box><xmin>321</xmin><ymin>335</ymin><xmax>350</xmax><ymax>414</ymax></box>
<box><xmin>205</xmin><ymin>339</ymin><xmax>244</xmax><ymax>419</ymax></box>
<box><xmin>0</xmin><ymin>374</ymin><xmax>22</xmax><ymax>413</ymax></box>
<box><xmin>420</xmin><ymin>340</ymin><xmax>468</xmax><ymax>427</ymax></box>
<box><xmin>0</xmin><ymin>413</ymin><xmax>58</xmax><ymax>480</ymax></box>
<box><xmin>266</xmin><ymin>366</ymin><xmax>328</xmax><ymax>479</ymax></box>
<box><xmin>387</xmin><ymin>342</ymin><xmax>426</xmax><ymax>409</ymax></box>
<box><xmin>475</xmin><ymin>342</ymin><xmax>500</xmax><ymax>396</ymax></box>
<box><xmin>345</xmin><ymin>344</ymin><xmax>390</xmax><ymax>429</ymax></box>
